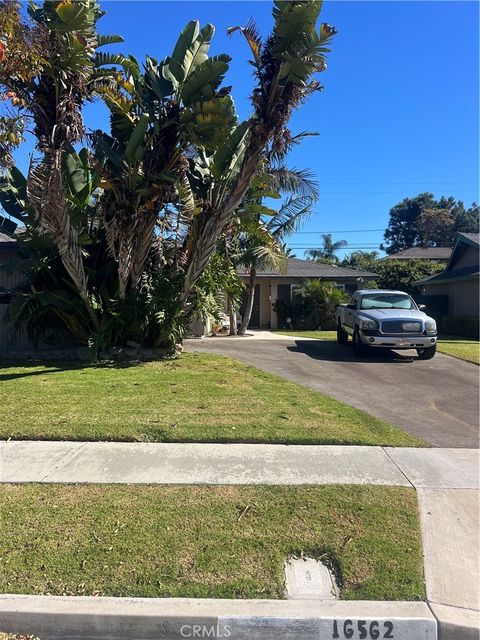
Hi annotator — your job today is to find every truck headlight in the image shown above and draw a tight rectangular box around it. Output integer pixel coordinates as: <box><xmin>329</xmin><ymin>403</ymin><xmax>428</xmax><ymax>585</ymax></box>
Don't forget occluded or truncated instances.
<box><xmin>360</xmin><ymin>318</ymin><xmax>378</xmax><ymax>331</ymax></box>
<box><xmin>425</xmin><ymin>320</ymin><xmax>437</xmax><ymax>332</ymax></box>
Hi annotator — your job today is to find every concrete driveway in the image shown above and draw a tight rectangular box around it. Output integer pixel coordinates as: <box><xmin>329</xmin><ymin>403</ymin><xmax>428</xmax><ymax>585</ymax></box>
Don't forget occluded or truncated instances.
<box><xmin>186</xmin><ymin>334</ymin><xmax>479</xmax><ymax>448</ymax></box>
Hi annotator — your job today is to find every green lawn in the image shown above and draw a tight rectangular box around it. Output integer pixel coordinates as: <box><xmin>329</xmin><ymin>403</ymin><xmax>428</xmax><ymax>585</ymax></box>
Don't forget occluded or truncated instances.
<box><xmin>436</xmin><ymin>335</ymin><xmax>479</xmax><ymax>365</ymax></box>
<box><xmin>0</xmin><ymin>484</ymin><xmax>425</xmax><ymax>601</ymax></box>
<box><xmin>273</xmin><ymin>330</ymin><xmax>337</xmax><ymax>340</ymax></box>
<box><xmin>0</xmin><ymin>353</ymin><xmax>424</xmax><ymax>446</ymax></box>
<box><xmin>274</xmin><ymin>330</ymin><xmax>480</xmax><ymax>365</ymax></box>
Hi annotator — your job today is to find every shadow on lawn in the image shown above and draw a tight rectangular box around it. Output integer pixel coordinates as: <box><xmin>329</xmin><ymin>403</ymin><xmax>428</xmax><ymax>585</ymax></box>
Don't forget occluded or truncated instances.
<box><xmin>0</xmin><ymin>358</ymin><xmax>140</xmax><ymax>381</ymax></box>
<box><xmin>288</xmin><ymin>340</ymin><xmax>416</xmax><ymax>364</ymax></box>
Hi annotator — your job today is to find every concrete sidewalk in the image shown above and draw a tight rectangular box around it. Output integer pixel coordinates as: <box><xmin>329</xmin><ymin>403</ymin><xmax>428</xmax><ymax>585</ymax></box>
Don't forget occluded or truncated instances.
<box><xmin>1</xmin><ymin>441</ymin><xmax>479</xmax><ymax>633</ymax></box>
<box><xmin>0</xmin><ymin>441</ymin><xmax>479</xmax><ymax>489</ymax></box>
<box><xmin>1</xmin><ymin>440</ymin><xmax>478</xmax><ymax>488</ymax></box>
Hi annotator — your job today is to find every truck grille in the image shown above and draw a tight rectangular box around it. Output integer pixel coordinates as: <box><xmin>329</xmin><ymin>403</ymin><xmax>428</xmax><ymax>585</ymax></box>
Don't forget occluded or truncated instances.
<box><xmin>381</xmin><ymin>320</ymin><xmax>422</xmax><ymax>334</ymax></box>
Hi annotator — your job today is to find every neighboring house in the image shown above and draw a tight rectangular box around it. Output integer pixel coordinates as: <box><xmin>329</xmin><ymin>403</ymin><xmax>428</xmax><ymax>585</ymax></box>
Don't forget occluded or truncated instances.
<box><xmin>382</xmin><ymin>246</ymin><xmax>452</xmax><ymax>261</ymax></box>
<box><xmin>237</xmin><ymin>258</ymin><xmax>377</xmax><ymax>329</ymax></box>
<box><xmin>414</xmin><ymin>232</ymin><xmax>479</xmax><ymax>318</ymax></box>
<box><xmin>0</xmin><ymin>231</ymin><xmax>24</xmax><ymax>351</ymax></box>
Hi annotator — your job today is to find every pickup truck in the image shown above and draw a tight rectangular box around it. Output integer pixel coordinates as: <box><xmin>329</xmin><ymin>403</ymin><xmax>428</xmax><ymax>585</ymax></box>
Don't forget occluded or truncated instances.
<box><xmin>336</xmin><ymin>289</ymin><xmax>437</xmax><ymax>359</ymax></box>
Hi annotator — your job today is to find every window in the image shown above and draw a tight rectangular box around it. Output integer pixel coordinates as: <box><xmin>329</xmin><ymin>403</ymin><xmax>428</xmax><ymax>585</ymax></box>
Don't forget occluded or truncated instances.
<box><xmin>277</xmin><ymin>284</ymin><xmax>291</xmax><ymax>303</ymax></box>
<box><xmin>360</xmin><ymin>293</ymin><xmax>417</xmax><ymax>310</ymax></box>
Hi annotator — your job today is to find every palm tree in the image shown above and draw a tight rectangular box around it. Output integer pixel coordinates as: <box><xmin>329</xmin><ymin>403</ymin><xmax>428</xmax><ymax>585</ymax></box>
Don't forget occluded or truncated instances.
<box><xmin>179</xmin><ymin>3</ymin><xmax>337</xmax><ymax>310</ymax></box>
<box><xmin>236</xmin><ymin>167</ymin><xmax>318</xmax><ymax>334</ymax></box>
<box><xmin>305</xmin><ymin>233</ymin><xmax>347</xmax><ymax>264</ymax></box>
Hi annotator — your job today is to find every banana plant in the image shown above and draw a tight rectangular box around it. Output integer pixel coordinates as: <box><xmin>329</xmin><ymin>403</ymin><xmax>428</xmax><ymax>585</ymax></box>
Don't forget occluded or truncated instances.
<box><xmin>93</xmin><ymin>18</ymin><xmax>239</xmax><ymax>300</ymax></box>
<box><xmin>179</xmin><ymin>0</ymin><xmax>336</xmax><ymax>310</ymax></box>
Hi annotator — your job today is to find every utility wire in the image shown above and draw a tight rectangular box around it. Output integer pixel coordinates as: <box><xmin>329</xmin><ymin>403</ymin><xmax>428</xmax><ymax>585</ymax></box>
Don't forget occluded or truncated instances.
<box><xmin>291</xmin><ymin>229</ymin><xmax>384</xmax><ymax>234</ymax></box>
<box><xmin>316</xmin><ymin>180</ymin><xmax>479</xmax><ymax>185</ymax></box>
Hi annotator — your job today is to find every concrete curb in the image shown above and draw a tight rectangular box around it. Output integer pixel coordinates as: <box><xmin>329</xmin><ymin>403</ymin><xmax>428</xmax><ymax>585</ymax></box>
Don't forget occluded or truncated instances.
<box><xmin>0</xmin><ymin>595</ymin><xmax>438</xmax><ymax>640</ymax></box>
<box><xmin>430</xmin><ymin>603</ymin><xmax>480</xmax><ymax>640</ymax></box>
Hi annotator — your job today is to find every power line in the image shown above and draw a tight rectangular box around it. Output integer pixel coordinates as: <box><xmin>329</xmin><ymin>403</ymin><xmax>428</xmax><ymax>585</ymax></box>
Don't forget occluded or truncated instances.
<box><xmin>289</xmin><ymin>246</ymin><xmax>383</xmax><ymax>250</ymax></box>
<box><xmin>316</xmin><ymin>181</ymin><xmax>479</xmax><ymax>185</ymax></box>
<box><xmin>291</xmin><ymin>229</ymin><xmax>384</xmax><ymax>234</ymax></box>
<box><xmin>317</xmin><ymin>190</ymin><xmax>480</xmax><ymax>195</ymax></box>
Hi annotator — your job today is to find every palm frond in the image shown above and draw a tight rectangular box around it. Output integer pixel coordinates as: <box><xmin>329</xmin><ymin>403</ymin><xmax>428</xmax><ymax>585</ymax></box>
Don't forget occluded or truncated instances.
<box><xmin>267</xmin><ymin>195</ymin><xmax>314</xmax><ymax>238</ymax></box>
<box><xmin>227</xmin><ymin>19</ymin><xmax>262</xmax><ymax>72</ymax></box>
<box><xmin>268</xmin><ymin>166</ymin><xmax>319</xmax><ymax>200</ymax></box>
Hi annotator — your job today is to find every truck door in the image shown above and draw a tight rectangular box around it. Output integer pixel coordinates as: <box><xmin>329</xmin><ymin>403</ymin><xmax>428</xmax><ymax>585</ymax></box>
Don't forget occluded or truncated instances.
<box><xmin>344</xmin><ymin>293</ymin><xmax>358</xmax><ymax>334</ymax></box>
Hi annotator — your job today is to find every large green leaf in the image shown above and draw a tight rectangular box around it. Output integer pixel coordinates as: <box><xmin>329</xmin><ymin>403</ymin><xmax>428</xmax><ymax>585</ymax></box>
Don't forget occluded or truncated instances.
<box><xmin>63</xmin><ymin>147</ymin><xmax>92</xmax><ymax>204</ymax></box>
<box><xmin>211</xmin><ymin>120</ymin><xmax>249</xmax><ymax>181</ymax></box>
<box><xmin>168</xmin><ymin>21</ymin><xmax>215</xmax><ymax>85</ymax></box>
<box><xmin>97</xmin><ymin>34</ymin><xmax>124</xmax><ymax>48</ymax></box>
<box><xmin>93</xmin><ymin>131</ymin><xmax>123</xmax><ymax>167</ymax></box>
<box><xmin>144</xmin><ymin>57</ymin><xmax>174</xmax><ymax>101</ymax></box>
<box><xmin>0</xmin><ymin>168</ymin><xmax>28</xmax><ymax>222</ymax></box>
<box><xmin>95</xmin><ymin>52</ymin><xmax>140</xmax><ymax>78</ymax></box>
<box><xmin>181</xmin><ymin>55</ymin><xmax>231</xmax><ymax>106</ymax></box>
<box><xmin>271</xmin><ymin>1</ymin><xmax>322</xmax><ymax>58</ymax></box>
<box><xmin>124</xmin><ymin>114</ymin><xmax>149</xmax><ymax>164</ymax></box>
<box><xmin>181</xmin><ymin>95</ymin><xmax>237</xmax><ymax>153</ymax></box>
<box><xmin>240</xmin><ymin>203</ymin><xmax>279</xmax><ymax>218</ymax></box>
<box><xmin>54</xmin><ymin>1</ymin><xmax>91</xmax><ymax>32</ymax></box>
<box><xmin>278</xmin><ymin>29</ymin><xmax>331</xmax><ymax>85</ymax></box>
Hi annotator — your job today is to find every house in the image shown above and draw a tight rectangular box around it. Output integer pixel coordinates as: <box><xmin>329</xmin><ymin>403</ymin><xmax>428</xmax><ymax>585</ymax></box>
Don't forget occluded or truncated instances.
<box><xmin>381</xmin><ymin>246</ymin><xmax>452</xmax><ymax>261</ymax></box>
<box><xmin>237</xmin><ymin>258</ymin><xmax>377</xmax><ymax>329</ymax></box>
<box><xmin>414</xmin><ymin>232</ymin><xmax>479</xmax><ymax>319</ymax></box>
<box><xmin>0</xmin><ymin>231</ymin><xmax>24</xmax><ymax>351</ymax></box>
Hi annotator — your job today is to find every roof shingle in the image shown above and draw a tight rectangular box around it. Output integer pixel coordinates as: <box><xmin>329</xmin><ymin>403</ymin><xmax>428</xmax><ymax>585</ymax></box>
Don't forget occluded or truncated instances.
<box><xmin>238</xmin><ymin>257</ymin><xmax>377</xmax><ymax>279</ymax></box>
<box><xmin>383</xmin><ymin>247</ymin><xmax>452</xmax><ymax>260</ymax></box>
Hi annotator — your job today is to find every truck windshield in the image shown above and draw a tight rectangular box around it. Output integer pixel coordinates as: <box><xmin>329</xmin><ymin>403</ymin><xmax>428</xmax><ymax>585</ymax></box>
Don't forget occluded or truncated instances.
<box><xmin>360</xmin><ymin>294</ymin><xmax>416</xmax><ymax>310</ymax></box>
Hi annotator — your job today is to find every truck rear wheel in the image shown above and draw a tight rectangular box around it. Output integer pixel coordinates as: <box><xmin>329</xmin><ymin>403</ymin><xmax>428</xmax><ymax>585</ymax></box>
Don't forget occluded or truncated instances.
<box><xmin>417</xmin><ymin>344</ymin><xmax>436</xmax><ymax>360</ymax></box>
<box><xmin>337</xmin><ymin>321</ymin><xmax>349</xmax><ymax>344</ymax></box>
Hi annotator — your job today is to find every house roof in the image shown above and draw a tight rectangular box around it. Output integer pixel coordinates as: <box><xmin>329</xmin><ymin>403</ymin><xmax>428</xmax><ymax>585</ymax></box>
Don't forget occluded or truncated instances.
<box><xmin>414</xmin><ymin>232</ymin><xmax>479</xmax><ymax>286</ymax></box>
<box><xmin>382</xmin><ymin>246</ymin><xmax>452</xmax><ymax>260</ymax></box>
<box><xmin>414</xmin><ymin>264</ymin><xmax>479</xmax><ymax>286</ymax></box>
<box><xmin>0</xmin><ymin>231</ymin><xmax>18</xmax><ymax>248</ymax></box>
<box><xmin>238</xmin><ymin>258</ymin><xmax>377</xmax><ymax>280</ymax></box>
<box><xmin>456</xmin><ymin>232</ymin><xmax>480</xmax><ymax>248</ymax></box>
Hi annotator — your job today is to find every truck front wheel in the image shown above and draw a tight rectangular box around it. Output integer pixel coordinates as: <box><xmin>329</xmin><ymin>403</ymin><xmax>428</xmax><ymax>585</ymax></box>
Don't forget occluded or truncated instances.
<box><xmin>417</xmin><ymin>344</ymin><xmax>436</xmax><ymax>360</ymax></box>
<box><xmin>337</xmin><ymin>321</ymin><xmax>349</xmax><ymax>344</ymax></box>
<box><xmin>353</xmin><ymin>327</ymin><xmax>366</xmax><ymax>357</ymax></box>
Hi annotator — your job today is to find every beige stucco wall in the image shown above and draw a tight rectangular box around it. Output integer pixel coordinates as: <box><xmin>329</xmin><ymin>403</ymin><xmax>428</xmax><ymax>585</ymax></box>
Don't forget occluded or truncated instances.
<box><xmin>423</xmin><ymin>278</ymin><xmax>479</xmax><ymax>317</ymax></box>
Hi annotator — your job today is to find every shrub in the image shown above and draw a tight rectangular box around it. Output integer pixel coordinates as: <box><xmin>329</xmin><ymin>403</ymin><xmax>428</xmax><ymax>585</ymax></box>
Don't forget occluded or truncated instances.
<box><xmin>274</xmin><ymin>280</ymin><xmax>348</xmax><ymax>330</ymax></box>
<box><xmin>375</xmin><ymin>259</ymin><xmax>445</xmax><ymax>295</ymax></box>
<box><xmin>442</xmin><ymin>316</ymin><xmax>479</xmax><ymax>339</ymax></box>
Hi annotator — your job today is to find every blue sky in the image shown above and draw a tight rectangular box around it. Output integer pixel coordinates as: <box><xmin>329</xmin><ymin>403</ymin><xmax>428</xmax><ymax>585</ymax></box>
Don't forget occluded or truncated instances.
<box><xmin>12</xmin><ymin>0</ymin><xmax>480</xmax><ymax>258</ymax></box>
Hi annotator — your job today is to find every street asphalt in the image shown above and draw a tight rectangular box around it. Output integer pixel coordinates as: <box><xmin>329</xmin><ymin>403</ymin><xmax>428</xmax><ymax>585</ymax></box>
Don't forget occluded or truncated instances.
<box><xmin>186</xmin><ymin>334</ymin><xmax>480</xmax><ymax>448</ymax></box>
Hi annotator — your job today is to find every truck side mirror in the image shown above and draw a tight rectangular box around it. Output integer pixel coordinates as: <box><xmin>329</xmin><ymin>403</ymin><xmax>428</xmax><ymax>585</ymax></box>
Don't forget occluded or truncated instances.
<box><xmin>346</xmin><ymin>303</ymin><xmax>356</xmax><ymax>310</ymax></box>
<box><xmin>418</xmin><ymin>304</ymin><xmax>426</xmax><ymax>311</ymax></box>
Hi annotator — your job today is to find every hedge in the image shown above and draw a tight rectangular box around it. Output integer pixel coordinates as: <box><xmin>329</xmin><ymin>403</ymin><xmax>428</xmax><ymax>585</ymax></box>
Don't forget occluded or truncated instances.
<box><xmin>442</xmin><ymin>315</ymin><xmax>479</xmax><ymax>339</ymax></box>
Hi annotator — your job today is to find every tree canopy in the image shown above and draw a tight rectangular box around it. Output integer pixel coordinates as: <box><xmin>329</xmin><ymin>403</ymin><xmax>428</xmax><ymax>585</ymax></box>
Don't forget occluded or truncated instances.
<box><xmin>382</xmin><ymin>193</ymin><xmax>479</xmax><ymax>254</ymax></box>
